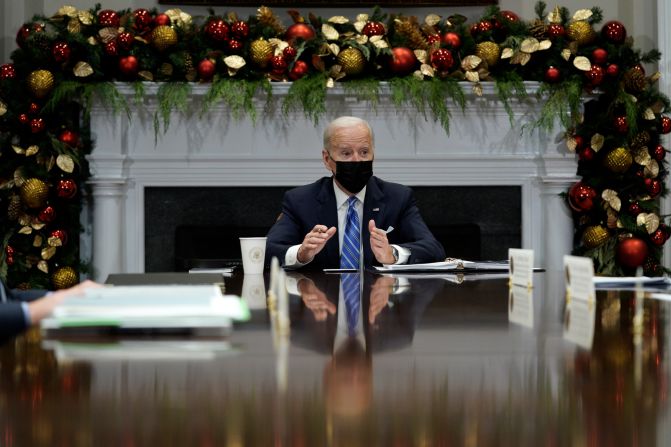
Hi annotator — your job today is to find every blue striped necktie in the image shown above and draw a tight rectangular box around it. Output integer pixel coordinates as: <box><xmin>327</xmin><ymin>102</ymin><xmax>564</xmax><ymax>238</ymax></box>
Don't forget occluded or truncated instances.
<box><xmin>340</xmin><ymin>196</ymin><xmax>360</xmax><ymax>270</ymax></box>
<box><xmin>341</xmin><ymin>273</ymin><xmax>360</xmax><ymax>336</ymax></box>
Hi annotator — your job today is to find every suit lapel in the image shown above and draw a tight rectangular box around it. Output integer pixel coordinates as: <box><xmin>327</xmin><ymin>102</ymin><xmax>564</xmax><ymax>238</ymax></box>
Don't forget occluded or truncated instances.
<box><xmin>317</xmin><ymin>178</ymin><xmax>339</xmax><ymax>266</ymax></box>
<box><xmin>363</xmin><ymin>177</ymin><xmax>385</xmax><ymax>267</ymax></box>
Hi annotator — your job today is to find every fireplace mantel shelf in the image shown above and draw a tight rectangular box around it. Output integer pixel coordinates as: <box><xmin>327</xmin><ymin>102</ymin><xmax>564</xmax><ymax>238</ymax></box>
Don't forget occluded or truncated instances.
<box><xmin>87</xmin><ymin>81</ymin><xmax>577</xmax><ymax>281</ymax></box>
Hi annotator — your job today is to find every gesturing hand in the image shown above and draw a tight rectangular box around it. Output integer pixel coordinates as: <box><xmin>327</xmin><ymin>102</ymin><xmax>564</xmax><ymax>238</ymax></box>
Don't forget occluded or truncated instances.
<box><xmin>297</xmin><ymin>224</ymin><xmax>337</xmax><ymax>263</ymax></box>
<box><xmin>298</xmin><ymin>278</ymin><xmax>336</xmax><ymax>321</ymax></box>
<box><xmin>368</xmin><ymin>220</ymin><xmax>395</xmax><ymax>265</ymax></box>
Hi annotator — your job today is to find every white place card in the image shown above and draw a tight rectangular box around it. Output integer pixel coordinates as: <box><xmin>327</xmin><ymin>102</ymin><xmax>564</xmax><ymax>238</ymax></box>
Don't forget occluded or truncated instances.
<box><xmin>508</xmin><ymin>285</ymin><xmax>534</xmax><ymax>328</ymax></box>
<box><xmin>563</xmin><ymin>255</ymin><xmax>596</xmax><ymax>303</ymax></box>
<box><xmin>508</xmin><ymin>248</ymin><xmax>534</xmax><ymax>287</ymax></box>
<box><xmin>563</xmin><ymin>298</ymin><xmax>596</xmax><ymax>349</ymax></box>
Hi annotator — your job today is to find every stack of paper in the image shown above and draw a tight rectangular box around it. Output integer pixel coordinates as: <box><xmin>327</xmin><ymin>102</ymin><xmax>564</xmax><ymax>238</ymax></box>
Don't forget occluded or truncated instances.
<box><xmin>41</xmin><ymin>285</ymin><xmax>249</xmax><ymax>332</ymax></box>
<box><xmin>373</xmin><ymin>259</ymin><xmax>509</xmax><ymax>273</ymax></box>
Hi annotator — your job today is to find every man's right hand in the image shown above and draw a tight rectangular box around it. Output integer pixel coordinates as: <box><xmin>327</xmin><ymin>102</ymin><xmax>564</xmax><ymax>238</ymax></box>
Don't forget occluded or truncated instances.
<box><xmin>297</xmin><ymin>225</ymin><xmax>336</xmax><ymax>263</ymax></box>
<box><xmin>298</xmin><ymin>277</ymin><xmax>336</xmax><ymax>321</ymax></box>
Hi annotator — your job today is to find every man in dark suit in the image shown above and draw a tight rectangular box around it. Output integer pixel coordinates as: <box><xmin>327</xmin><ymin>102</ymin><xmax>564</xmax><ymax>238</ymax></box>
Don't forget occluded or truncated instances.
<box><xmin>266</xmin><ymin>116</ymin><xmax>445</xmax><ymax>270</ymax></box>
<box><xmin>0</xmin><ymin>279</ymin><xmax>99</xmax><ymax>341</ymax></box>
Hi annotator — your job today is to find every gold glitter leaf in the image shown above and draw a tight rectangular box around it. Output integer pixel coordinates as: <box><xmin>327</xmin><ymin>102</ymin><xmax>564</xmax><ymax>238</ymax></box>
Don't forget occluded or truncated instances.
<box><xmin>87</xmin><ymin>36</ymin><xmax>97</xmax><ymax>46</ymax></box>
<box><xmin>425</xmin><ymin>14</ymin><xmax>441</xmax><ymax>26</ymax></box>
<box><xmin>78</xmin><ymin>10</ymin><xmax>94</xmax><ymax>25</ymax></box>
<box><xmin>0</xmin><ymin>99</ymin><xmax>6</xmax><ymax>116</ymax></box>
<box><xmin>12</xmin><ymin>145</ymin><xmax>25</xmax><ymax>155</ymax></box>
<box><xmin>355</xmin><ymin>35</ymin><xmax>368</xmax><ymax>45</ymax></box>
<box><xmin>99</xmin><ymin>27</ymin><xmax>119</xmax><ymax>43</ymax></box>
<box><xmin>19</xmin><ymin>226</ymin><xmax>32</xmax><ymax>235</ymax></box>
<box><xmin>561</xmin><ymin>49</ymin><xmax>572</xmax><ymax>61</ymax></box>
<box><xmin>591</xmin><ymin>133</ymin><xmax>604</xmax><ymax>151</ymax></box>
<box><xmin>520</xmin><ymin>38</ymin><xmax>540</xmax><ymax>53</ymax></box>
<box><xmin>573</xmin><ymin>9</ymin><xmax>593</xmax><ymax>21</ymax></box>
<box><xmin>328</xmin><ymin>16</ymin><xmax>349</xmax><ymax>24</ymax></box>
<box><xmin>573</xmin><ymin>56</ymin><xmax>591</xmax><ymax>71</ymax></box>
<box><xmin>461</xmin><ymin>55</ymin><xmax>482</xmax><ymax>71</ymax></box>
<box><xmin>644</xmin><ymin>159</ymin><xmax>660</xmax><ymax>178</ymax></box>
<box><xmin>56</xmin><ymin>6</ymin><xmax>78</xmax><ymax>17</ymax></box>
<box><xmin>322</xmin><ymin>24</ymin><xmax>339</xmax><ymax>41</ymax></box>
<box><xmin>472</xmin><ymin>83</ymin><xmax>483</xmax><ymax>97</ymax></box>
<box><xmin>73</xmin><ymin>61</ymin><xmax>94</xmax><ymax>77</ymax></box>
<box><xmin>56</xmin><ymin>154</ymin><xmax>75</xmax><ymax>173</ymax></box>
<box><xmin>548</xmin><ymin>7</ymin><xmax>562</xmax><ymax>23</ymax></box>
<box><xmin>637</xmin><ymin>213</ymin><xmax>660</xmax><ymax>234</ymax></box>
<box><xmin>414</xmin><ymin>49</ymin><xmax>428</xmax><ymax>64</ymax></box>
<box><xmin>566</xmin><ymin>136</ymin><xmax>578</xmax><ymax>152</ymax></box>
<box><xmin>633</xmin><ymin>146</ymin><xmax>651</xmax><ymax>165</ymax></box>
<box><xmin>643</xmin><ymin>108</ymin><xmax>655</xmax><ymax>120</ymax></box>
<box><xmin>328</xmin><ymin>43</ymin><xmax>340</xmax><ymax>55</ymax></box>
<box><xmin>25</xmin><ymin>145</ymin><xmax>39</xmax><ymax>156</ymax></box>
<box><xmin>501</xmin><ymin>48</ymin><xmax>514</xmax><ymax>59</ymax></box>
<box><xmin>420</xmin><ymin>64</ymin><xmax>435</xmax><ymax>77</ymax></box>
<box><xmin>538</xmin><ymin>40</ymin><xmax>552</xmax><ymax>51</ymax></box>
<box><xmin>41</xmin><ymin>246</ymin><xmax>57</xmax><ymax>260</ymax></box>
<box><xmin>465</xmin><ymin>71</ymin><xmax>480</xmax><ymax>83</ymax></box>
<box><xmin>356</xmin><ymin>14</ymin><xmax>369</xmax><ymax>23</ymax></box>
<box><xmin>224</xmin><ymin>55</ymin><xmax>246</xmax><ymax>70</ymax></box>
<box><xmin>33</xmin><ymin>235</ymin><xmax>42</xmax><ymax>247</ymax></box>
<box><xmin>371</xmin><ymin>36</ymin><xmax>388</xmax><ymax>49</ymax></box>
<box><xmin>48</xmin><ymin>236</ymin><xmax>63</xmax><ymax>247</ymax></box>
<box><xmin>606</xmin><ymin>209</ymin><xmax>619</xmax><ymax>229</ymax></box>
<box><xmin>37</xmin><ymin>260</ymin><xmax>49</xmax><ymax>274</ymax></box>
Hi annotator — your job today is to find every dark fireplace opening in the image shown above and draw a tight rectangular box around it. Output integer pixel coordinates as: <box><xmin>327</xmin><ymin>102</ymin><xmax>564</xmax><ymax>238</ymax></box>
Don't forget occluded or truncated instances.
<box><xmin>145</xmin><ymin>186</ymin><xmax>521</xmax><ymax>272</ymax></box>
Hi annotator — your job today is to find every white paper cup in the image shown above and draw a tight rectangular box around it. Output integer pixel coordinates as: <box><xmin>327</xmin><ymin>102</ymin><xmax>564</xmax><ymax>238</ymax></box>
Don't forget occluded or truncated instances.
<box><xmin>241</xmin><ymin>274</ymin><xmax>267</xmax><ymax>309</ymax></box>
<box><xmin>240</xmin><ymin>237</ymin><xmax>267</xmax><ymax>274</ymax></box>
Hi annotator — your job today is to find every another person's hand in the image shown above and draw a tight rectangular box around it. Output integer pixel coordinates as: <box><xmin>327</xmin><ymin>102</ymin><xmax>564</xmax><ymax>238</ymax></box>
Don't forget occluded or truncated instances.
<box><xmin>369</xmin><ymin>276</ymin><xmax>395</xmax><ymax>324</ymax></box>
<box><xmin>368</xmin><ymin>220</ymin><xmax>395</xmax><ymax>265</ymax></box>
<box><xmin>298</xmin><ymin>278</ymin><xmax>336</xmax><ymax>321</ymax></box>
<box><xmin>27</xmin><ymin>280</ymin><xmax>103</xmax><ymax>325</ymax></box>
<box><xmin>297</xmin><ymin>224</ymin><xmax>336</xmax><ymax>263</ymax></box>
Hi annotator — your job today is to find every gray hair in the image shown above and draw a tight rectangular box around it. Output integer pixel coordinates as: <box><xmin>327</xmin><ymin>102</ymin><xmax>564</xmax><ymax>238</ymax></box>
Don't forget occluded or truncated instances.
<box><xmin>323</xmin><ymin>116</ymin><xmax>375</xmax><ymax>150</ymax></box>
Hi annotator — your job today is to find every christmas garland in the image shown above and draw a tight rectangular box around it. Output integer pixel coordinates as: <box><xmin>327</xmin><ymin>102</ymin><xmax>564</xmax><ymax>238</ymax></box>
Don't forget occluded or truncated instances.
<box><xmin>0</xmin><ymin>2</ymin><xmax>669</xmax><ymax>289</ymax></box>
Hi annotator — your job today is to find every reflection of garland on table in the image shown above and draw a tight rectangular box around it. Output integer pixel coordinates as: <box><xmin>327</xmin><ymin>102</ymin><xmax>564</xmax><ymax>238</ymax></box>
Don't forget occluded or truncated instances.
<box><xmin>0</xmin><ymin>2</ymin><xmax>669</xmax><ymax>289</ymax></box>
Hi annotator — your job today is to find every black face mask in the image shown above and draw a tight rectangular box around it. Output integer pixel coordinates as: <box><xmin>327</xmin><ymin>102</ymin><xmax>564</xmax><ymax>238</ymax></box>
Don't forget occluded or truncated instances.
<box><xmin>333</xmin><ymin>160</ymin><xmax>373</xmax><ymax>194</ymax></box>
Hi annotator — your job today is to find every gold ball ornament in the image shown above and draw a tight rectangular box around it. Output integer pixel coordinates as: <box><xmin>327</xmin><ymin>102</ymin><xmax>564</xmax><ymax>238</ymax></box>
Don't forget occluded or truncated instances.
<box><xmin>567</xmin><ymin>20</ymin><xmax>596</xmax><ymax>46</ymax></box>
<box><xmin>337</xmin><ymin>47</ymin><xmax>366</xmax><ymax>76</ymax></box>
<box><xmin>20</xmin><ymin>178</ymin><xmax>49</xmax><ymax>209</ymax></box>
<box><xmin>475</xmin><ymin>41</ymin><xmax>501</xmax><ymax>67</ymax></box>
<box><xmin>151</xmin><ymin>25</ymin><xmax>178</xmax><ymax>52</ymax></box>
<box><xmin>583</xmin><ymin>225</ymin><xmax>610</xmax><ymax>248</ymax></box>
<box><xmin>27</xmin><ymin>69</ymin><xmax>55</xmax><ymax>99</ymax></box>
<box><xmin>603</xmin><ymin>147</ymin><xmax>633</xmax><ymax>173</ymax></box>
<box><xmin>52</xmin><ymin>266</ymin><xmax>78</xmax><ymax>290</ymax></box>
<box><xmin>250</xmin><ymin>38</ymin><xmax>273</xmax><ymax>68</ymax></box>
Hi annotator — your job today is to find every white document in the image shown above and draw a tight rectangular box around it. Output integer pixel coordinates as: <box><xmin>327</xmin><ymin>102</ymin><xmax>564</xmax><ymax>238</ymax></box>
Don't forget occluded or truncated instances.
<box><xmin>373</xmin><ymin>259</ymin><xmax>509</xmax><ymax>273</ymax></box>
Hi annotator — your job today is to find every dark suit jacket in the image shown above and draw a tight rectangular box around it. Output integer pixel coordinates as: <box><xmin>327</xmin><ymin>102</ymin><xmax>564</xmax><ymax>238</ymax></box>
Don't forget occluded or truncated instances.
<box><xmin>266</xmin><ymin>176</ymin><xmax>446</xmax><ymax>269</ymax></box>
<box><xmin>0</xmin><ymin>280</ymin><xmax>45</xmax><ymax>341</ymax></box>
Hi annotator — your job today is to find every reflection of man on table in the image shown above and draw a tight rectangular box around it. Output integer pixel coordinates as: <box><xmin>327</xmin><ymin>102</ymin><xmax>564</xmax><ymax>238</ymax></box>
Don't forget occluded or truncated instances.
<box><xmin>266</xmin><ymin>116</ymin><xmax>445</xmax><ymax>269</ymax></box>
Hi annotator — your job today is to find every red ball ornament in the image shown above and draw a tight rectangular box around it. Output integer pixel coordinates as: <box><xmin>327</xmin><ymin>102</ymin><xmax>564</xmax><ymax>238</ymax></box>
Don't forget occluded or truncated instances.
<box><xmin>660</xmin><ymin>116</ymin><xmax>671</xmax><ymax>134</ymax></box>
<box><xmin>477</xmin><ymin>20</ymin><xmax>493</xmax><ymax>33</ymax></box>
<box><xmin>613</xmin><ymin>116</ymin><xmax>628</xmax><ymax>134</ymax></box>
<box><xmin>602</xmin><ymin>20</ymin><xmax>627</xmax><ymax>44</ymax></box>
<box><xmin>16</xmin><ymin>22</ymin><xmax>44</xmax><ymax>48</ymax></box>
<box><xmin>154</xmin><ymin>14</ymin><xmax>171</xmax><ymax>27</ymax></box>
<box><xmin>469</xmin><ymin>23</ymin><xmax>480</xmax><ymax>36</ymax></box>
<box><xmin>39</xmin><ymin>206</ymin><xmax>56</xmax><ymax>223</ymax></box>
<box><xmin>132</xmin><ymin>9</ymin><xmax>153</xmax><ymax>32</ymax></box>
<box><xmin>592</xmin><ymin>48</ymin><xmax>608</xmax><ymax>65</ymax></box>
<box><xmin>628</xmin><ymin>202</ymin><xmax>641</xmax><ymax>215</ymax></box>
<box><xmin>205</xmin><ymin>19</ymin><xmax>229</xmax><ymax>42</ymax></box>
<box><xmin>544</xmin><ymin>66</ymin><xmax>561</xmax><ymax>83</ymax></box>
<box><xmin>579</xmin><ymin>146</ymin><xmax>595</xmax><ymax>162</ymax></box>
<box><xmin>285</xmin><ymin>23</ymin><xmax>316</xmax><ymax>44</ymax></box>
<box><xmin>57</xmin><ymin>179</ymin><xmax>77</xmax><ymax>199</ymax></box>
<box><xmin>362</xmin><ymin>21</ymin><xmax>385</xmax><ymax>37</ymax></box>
<box><xmin>28</xmin><ymin>102</ymin><xmax>40</xmax><ymax>114</ymax></box>
<box><xmin>231</xmin><ymin>21</ymin><xmax>250</xmax><ymax>40</ymax></box>
<box><xmin>30</xmin><ymin>118</ymin><xmax>45</xmax><ymax>133</ymax></box>
<box><xmin>283</xmin><ymin>46</ymin><xmax>297</xmax><ymax>61</ymax></box>
<box><xmin>117</xmin><ymin>32</ymin><xmax>134</xmax><ymax>50</ymax></box>
<box><xmin>426</xmin><ymin>34</ymin><xmax>441</xmax><ymax>46</ymax></box>
<box><xmin>585</xmin><ymin>65</ymin><xmax>604</xmax><ymax>86</ymax></box>
<box><xmin>50</xmin><ymin>229</ymin><xmax>68</xmax><ymax>246</ymax></box>
<box><xmin>289</xmin><ymin>60</ymin><xmax>309</xmax><ymax>81</ymax></box>
<box><xmin>499</xmin><ymin>10</ymin><xmax>519</xmax><ymax>23</ymax></box>
<box><xmin>58</xmin><ymin>130</ymin><xmax>79</xmax><ymax>147</ymax></box>
<box><xmin>227</xmin><ymin>39</ymin><xmax>243</xmax><ymax>54</ymax></box>
<box><xmin>98</xmin><ymin>9</ymin><xmax>120</xmax><ymax>28</ymax></box>
<box><xmin>271</xmin><ymin>55</ymin><xmax>287</xmax><ymax>75</ymax></box>
<box><xmin>568</xmin><ymin>181</ymin><xmax>597</xmax><ymax>212</ymax></box>
<box><xmin>430</xmin><ymin>48</ymin><xmax>454</xmax><ymax>72</ymax></box>
<box><xmin>547</xmin><ymin>23</ymin><xmax>565</xmax><ymax>39</ymax></box>
<box><xmin>19</xmin><ymin>113</ymin><xmax>29</xmax><ymax>124</ymax></box>
<box><xmin>197</xmin><ymin>59</ymin><xmax>216</xmax><ymax>81</ymax></box>
<box><xmin>574</xmin><ymin>135</ymin><xmax>585</xmax><ymax>150</ymax></box>
<box><xmin>617</xmin><ymin>238</ymin><xmax>648</xmax><ymax>269</ymax></box>
<box><xmin>606</xmin><ymin>63</ymin><xmax>619</xmax><ymax>77</ymax></box>
<box><xmin>645</xmin><ymin>178</ymin><xmax>662</xmax><ymax>197</ymax></box>
<box><xmin>441</xmin><ymin>32</ymin><xmax>461</xmax><ymax>49</ymax></box>
<box><xmin>389</xmin><ymin>47</ymin><xmax>417</xmax><ymax>75</ymax></box>
<box><xmin>651</xmin><ymin>229</ymin><xmax>666</xmax><ymax>246</ymax></box>
<box><xmin>652</xmin><ymin>144</ymin><xmax>666</xmax><ymax>161</ymax></box>
<box><xmin>119</xmin><ymin>55</ymin><xmax>139</xmax><ymax>77</ymax></box>
<box><xmin>52</xmin><ymin>42</ymin><xmax>71</xmax><ymax>63</ymax></box>
<box><xmin>103</xmin><ymin>40</ymin><xmax>118</xmax><ymax>56</ymax></box>
<box><xmin>0</xmin><ymin>63</ymin><xmax>16</xmax><ymax>79</ymax></box>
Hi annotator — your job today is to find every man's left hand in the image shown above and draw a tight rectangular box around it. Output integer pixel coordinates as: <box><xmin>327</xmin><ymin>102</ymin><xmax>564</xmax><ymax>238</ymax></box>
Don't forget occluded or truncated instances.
<box><xmin>368</xmin><ymin>220</ymin><xmax>395</xmax><ymax>265</ymax></box>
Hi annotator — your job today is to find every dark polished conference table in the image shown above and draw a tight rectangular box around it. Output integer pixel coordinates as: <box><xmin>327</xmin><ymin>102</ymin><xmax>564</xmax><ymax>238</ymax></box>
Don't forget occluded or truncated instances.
<box><xmin>0</xmin><ymin>270</ymin><xmax>669</xmax><ymax>446</ymax></box>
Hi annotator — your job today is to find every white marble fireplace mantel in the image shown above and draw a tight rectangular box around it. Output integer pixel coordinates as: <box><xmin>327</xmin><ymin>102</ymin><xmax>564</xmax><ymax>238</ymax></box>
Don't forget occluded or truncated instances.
<box><xmin>86</xmin><ymin>81</ymin><xmax>577</xmax><ymax>282</ymax></box>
